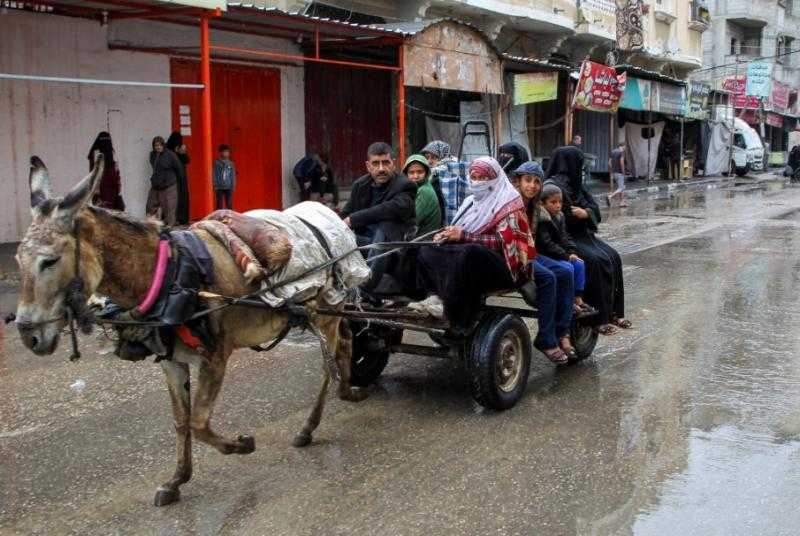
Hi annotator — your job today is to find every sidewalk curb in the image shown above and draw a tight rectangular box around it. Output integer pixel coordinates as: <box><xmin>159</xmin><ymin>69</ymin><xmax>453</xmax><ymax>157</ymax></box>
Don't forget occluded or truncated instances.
<box><xmin>591</xmin><ymin>173</ymin><xmax>788</xmax><ymax>204</ymax></box>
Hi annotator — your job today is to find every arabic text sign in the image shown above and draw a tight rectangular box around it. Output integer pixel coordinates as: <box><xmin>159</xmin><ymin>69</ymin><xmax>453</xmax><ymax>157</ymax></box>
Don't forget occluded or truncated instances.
<box><xmin>572</xmin><ymin>61</ymin><xmax>626</xmax><ymax>113</ymax></box>
<box><xmin>770</xmin><ymin>81</ymin><xmax>790</xmax><ymax>112</ymax></box>
<box><xmin>513</xmin><ymin>72</ymin><xmax>558</xmax><ymax>105</ymax></box>
<box><xmin>658</xmin><ymin>83</ymin><xmax>686</xmax><ymax>116</ymax></box>
<box><xmin>746</xmin><ymin>61</ymin><xmax>772</xmax><ymax>97</ymax></box>
<box><xmin>766</xmin><ymin>112</ymin><xmax>784</xmax><ymax>128</ymax></box>
<box><xmin>686</xmin><ymin>81</ymin><xmax>711</xmax><ymax>119</ymax></box>
<box><xmin>723</xmin><ymin>77</ymin><xmax>760</xmax><ymax>109</ymax></box>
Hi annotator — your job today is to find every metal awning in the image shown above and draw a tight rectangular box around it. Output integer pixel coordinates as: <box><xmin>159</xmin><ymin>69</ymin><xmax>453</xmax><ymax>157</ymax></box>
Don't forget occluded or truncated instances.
<box><xmin>614</xmin><ymin>63</ymin><xmax>686</xmax><ymax>86</ymax></box>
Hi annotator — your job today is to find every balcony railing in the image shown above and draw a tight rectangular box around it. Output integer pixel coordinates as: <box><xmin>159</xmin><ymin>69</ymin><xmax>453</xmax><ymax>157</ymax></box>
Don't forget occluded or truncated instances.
<box><xmin>690</xmin><ymin>0</ymin><xmax>711</xmax><ymax>30</ymax></box>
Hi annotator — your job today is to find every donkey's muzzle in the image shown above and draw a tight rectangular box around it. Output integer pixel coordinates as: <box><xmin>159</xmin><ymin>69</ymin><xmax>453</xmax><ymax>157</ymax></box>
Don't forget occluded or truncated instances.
<box><xmin>16</xmin><ymin>320</ymin><xmax>60</xmax><ymax>355</ymax></box>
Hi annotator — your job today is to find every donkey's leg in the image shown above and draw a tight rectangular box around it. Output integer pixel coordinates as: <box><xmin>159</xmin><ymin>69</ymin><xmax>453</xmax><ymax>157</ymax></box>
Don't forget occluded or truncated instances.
<box><xmin>292</xmin><ymin>365</ymin><xmax>331</xmax><ymax>448</ymax></box>
<box><xmin>293</xmin><ymin>315</ymin><xmax>365</xmax><ymax>448</ymax></box>
<box><xmin>332</xmin><ymin>318</ymin><xmax>368</xmax><ymax>402</ymax></box>
<box><xmin>154</xmin><ymin>360</ymin><xmax>192</xmax><ymax>507</ymax></box>
<box><xmin>191</xmin><ymin>356</ymin><xmax>256</xmax><ymax>455</ymax></box>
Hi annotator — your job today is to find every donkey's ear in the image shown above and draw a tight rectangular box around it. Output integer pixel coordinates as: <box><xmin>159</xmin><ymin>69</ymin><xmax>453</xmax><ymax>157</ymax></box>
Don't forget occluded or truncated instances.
<box><xmin>29</xmin><ymin>156</ymin><xmax>53</xmax><ymax>212</ymax></box>
<box><xmin>55</xmin><ymin>152</ymin><xmax>104</xmax><ymax>227</ymax></box>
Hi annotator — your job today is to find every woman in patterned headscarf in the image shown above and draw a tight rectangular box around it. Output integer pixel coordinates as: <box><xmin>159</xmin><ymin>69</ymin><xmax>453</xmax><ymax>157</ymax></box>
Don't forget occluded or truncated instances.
<box><xmin>413</xmin><ymin>157</ymin><xmax>536</xmax><ymax>328</ymax></box>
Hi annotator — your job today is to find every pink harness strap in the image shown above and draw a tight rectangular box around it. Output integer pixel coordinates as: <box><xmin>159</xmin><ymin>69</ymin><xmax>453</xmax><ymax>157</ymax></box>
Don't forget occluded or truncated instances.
<box><xmin>135</xmin><ymin>239</ymin><xmax>170</xmax><ymax>316</ymax></box>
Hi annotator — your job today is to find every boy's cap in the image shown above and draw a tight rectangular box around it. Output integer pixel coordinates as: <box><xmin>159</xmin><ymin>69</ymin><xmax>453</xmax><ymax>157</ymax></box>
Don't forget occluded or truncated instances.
<box><xmin>512</xmin><ymin>160</ymin><xmax>544</xmax><ymax>178</ymax></box>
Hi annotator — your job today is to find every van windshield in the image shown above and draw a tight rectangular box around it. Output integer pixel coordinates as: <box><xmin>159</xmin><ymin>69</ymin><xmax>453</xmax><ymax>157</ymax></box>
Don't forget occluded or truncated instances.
<box><xmin>733</xmin><ymin>133</ymin><xmax>747</xmax><ymax>149</ymax></box>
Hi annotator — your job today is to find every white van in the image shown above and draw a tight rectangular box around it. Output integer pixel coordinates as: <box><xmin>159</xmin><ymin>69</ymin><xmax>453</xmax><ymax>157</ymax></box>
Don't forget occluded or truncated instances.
<box><xmin>731</xmin><ymin>118</ymin><xmax>765</xmax><ymax>176</ymax></box>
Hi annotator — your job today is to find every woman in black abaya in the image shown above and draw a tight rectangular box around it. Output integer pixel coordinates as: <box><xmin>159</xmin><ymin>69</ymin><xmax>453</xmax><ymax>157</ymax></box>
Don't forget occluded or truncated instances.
<box><xmin>166</xmin><ymin>131</ymin><xmax>191</xmax><ymax>225</ymax></box>
<box><xmin>546</xmin><ymin>145</ymin><xmax>631</xmax><ymax>334</ymax></box>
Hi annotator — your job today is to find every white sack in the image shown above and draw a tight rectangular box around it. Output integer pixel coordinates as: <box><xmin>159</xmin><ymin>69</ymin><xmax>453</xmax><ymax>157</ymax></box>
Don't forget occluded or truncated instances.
<box><xmin>246</xmin><ymin>202</ymin><xmax>370</xmax><ymax>307</ymax></box>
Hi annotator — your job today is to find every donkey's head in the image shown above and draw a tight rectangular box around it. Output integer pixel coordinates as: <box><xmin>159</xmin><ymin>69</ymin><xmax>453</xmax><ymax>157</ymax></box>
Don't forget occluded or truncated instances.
<box><xmin>15</xmin><ymin>154</ymin><xmax>105</xmax><ymax>355</ymax></box>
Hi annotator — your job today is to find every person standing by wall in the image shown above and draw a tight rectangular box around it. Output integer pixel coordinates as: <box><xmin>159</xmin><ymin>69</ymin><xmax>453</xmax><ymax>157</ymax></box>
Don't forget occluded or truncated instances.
<box><xmin>166</xmin><ymin>131</ymin><xmax>191</xmax><ymax>224</ymax></box>
<box><xmin>607</xmin><ymin>141</ymin><xmax>628</xmax><ymax>207</ymax></box>
<box><xmin>147</xmin><ymin>136</ymin><xmax>182</xmax><ymax>225</ymax></box>
<box><xmin>212</xmin><ymin>144</ymin><xmax>236</xmax><ymax>210</ymax></box>
<box><xmin>87</xmin><ymin>131</ymin><xmax>125</xmax><ymax>211</ymax></box>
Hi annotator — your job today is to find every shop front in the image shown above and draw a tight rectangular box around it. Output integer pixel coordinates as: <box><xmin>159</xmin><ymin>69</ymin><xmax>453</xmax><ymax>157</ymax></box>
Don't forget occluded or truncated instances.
<box><xmin>617</xmin><ymin>70</ymin><xmax>688</xmax><ymax>180</ymax></box>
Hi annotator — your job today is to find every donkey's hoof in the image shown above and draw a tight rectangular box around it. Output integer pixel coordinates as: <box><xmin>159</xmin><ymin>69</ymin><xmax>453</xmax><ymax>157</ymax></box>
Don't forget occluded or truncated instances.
<box><xmin>292</xmin><ymin>432</ymin><xmax>313</xmax><ymax>448</ymax></box>
<box><xmin>154</xmin><ymin>487</ymin><xmax>180</xmax><ymax>507</ymax></box>
<box><xmin>340</xmin><ymin>388</ymin><xmax>369</xmax><ymax>403</ymax></box>
<box><xmin>235</xmin><ymin>435</ymin><xmax>256</xmax><ymax>454</ymax></box>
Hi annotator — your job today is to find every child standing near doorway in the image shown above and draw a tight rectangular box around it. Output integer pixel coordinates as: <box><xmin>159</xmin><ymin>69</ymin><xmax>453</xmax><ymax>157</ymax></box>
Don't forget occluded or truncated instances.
<box><xmin>213</xmin><ymin>144</ymin><xmax>236</xmax><ymax>210</ymax></box>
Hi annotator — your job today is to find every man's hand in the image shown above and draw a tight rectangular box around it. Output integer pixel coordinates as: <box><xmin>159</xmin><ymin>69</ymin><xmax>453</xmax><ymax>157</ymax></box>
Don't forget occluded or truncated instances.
<box><xmin>434</xmin><ymin>226</ymin><xmax>463</xmax><ymax>243</ymax></box>
<box><xmin>571</xmin><ymin>207</ymin><xmax>589</xmax><ymax>219</ymax></box>
<box><xmin>569</xmin><ymin>253</ymin><xmax>581</xmax><ymax>262</ymax></box>
<box><xmin>343</xmin><ymin>216</ymin><xmax>352</xmax><ymax>228</ymax></box>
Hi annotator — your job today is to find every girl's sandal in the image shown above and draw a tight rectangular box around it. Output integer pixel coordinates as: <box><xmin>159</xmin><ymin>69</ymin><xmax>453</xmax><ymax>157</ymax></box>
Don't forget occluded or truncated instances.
<box><xmin>612</xmin><ymin>317</ymin><xmax>632</xmax><ymax>329</ymax></box>
<box><xmin>534</xmin><ymin>340</ymin><xmax>568</xmax><ymax>364</ymax></box>
<box><xmin>544</xmin><ymin>348</ymin><xmax>568</xmax><ymax>364</ymax></box>
<box><xmin>560</xmin><ymin>339</ymin><xmax>578</xmax><ymax>361</ymax></box>
<box><xmin>595</xmin><ymin>324</ymin><xmax>618</xmax><ymax>336</ymax></box>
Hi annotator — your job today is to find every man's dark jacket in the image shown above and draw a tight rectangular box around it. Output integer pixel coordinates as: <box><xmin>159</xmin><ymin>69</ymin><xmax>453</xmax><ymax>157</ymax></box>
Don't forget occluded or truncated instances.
<box><xmin>341</xmin><ymin>172</ymin><xmax>417</xmax><ymax>236</ymax></box>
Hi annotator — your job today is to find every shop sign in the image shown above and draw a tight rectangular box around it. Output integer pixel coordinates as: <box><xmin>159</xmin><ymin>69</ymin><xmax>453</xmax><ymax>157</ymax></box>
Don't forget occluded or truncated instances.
<box><xmin>513</xmin><ymin>72</ymin><xmax>558</xmax><ymax>105</ymax></box>
<box><xmin>723</xmin><ymin>76</ymin><xmax>760</xmax><ymax>109</ymax></box>
<box><xmin>686</xmin><ymin>81</ymin><xmax>711</xmax><ymax>119</ymax></box>
<box><xmin>620</xmin><ymin>77</ymin><xmax>651</xmax><ymax>111</ymax></box>
<box><xmin>619</xmin><ymin>78</ymin><xmax>685</xmax><ymax>116</ymax></box>
<box><xmin>572</xmin><ymin>60</ymin><xmax>626</xmax><ymax>113</ymax></box>
<box><xmin>745</xmin><ymin>61</ymin><xmax>773</xmax><ymax>97</ymax></box>
<box><xmin>766</xmin><ymin>112</ymin><xmax>784</xmax><ymax>128</ymax></box>
<box><xmin>658</xmin><ymin>83</ymin><xmax>686</xmax><ymax>116</ymax></box>
<box><xmin>770</xmin><ymin>81</ymin><xmax>790</xmax><ymax>113</ymax></box>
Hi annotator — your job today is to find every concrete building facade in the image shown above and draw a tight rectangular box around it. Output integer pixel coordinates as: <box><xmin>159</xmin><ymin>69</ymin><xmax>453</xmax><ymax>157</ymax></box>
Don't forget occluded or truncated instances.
<box><xmin>701</xmin><ymin>0</ymin><xmax>800</xmax><ymax>89</ymax></box>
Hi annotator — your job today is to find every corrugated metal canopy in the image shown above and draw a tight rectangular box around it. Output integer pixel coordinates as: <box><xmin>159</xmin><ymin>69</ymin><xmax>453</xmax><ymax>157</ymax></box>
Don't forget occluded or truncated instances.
<box><xmin>614</xmin><ymin>63</ymin><xmax>686</xmax><ymax>86</ymax></box>
<box><xmin>4</xmin><ymin>1</ymin><xmax>409</xmax><ymax>42</ymax></box>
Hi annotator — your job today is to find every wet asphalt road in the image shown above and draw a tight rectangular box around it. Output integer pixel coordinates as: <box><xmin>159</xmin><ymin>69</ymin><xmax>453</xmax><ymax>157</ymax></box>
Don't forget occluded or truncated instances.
<box><xmin>2</xmin><ymin>180</ymin><xmax>800</xmax><ymax>535</ymax></box>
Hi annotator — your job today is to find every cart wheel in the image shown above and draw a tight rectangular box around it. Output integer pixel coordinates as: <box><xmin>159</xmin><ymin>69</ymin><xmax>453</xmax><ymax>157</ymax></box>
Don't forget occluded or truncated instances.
<box><xmin>350</xmin><ymin>326</ymin><xmax>402</xmax><ymax>387</ymax></box>
<box><xmin>467</xmin><ymin>313</ymin><xmax>531</xmax><ymax>410</ymax></box>
<box><xmin>570</xmin><ymin>317</ymin><xmax>598</xmax><ymax>363</ymax></box>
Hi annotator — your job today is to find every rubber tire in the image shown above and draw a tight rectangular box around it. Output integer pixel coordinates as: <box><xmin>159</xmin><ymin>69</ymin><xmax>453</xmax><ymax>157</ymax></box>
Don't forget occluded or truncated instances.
<box><xmin>467</xmin><ymin>313</ymin><xmax>532</xmax><ymax>411</ymax></box>
<box><xmin>734</xmin><ymin>164</ymin><xmax>750</xmax><ymax>177</ymax></box>
<box><xmin>350</xmin><ymin>327</ymin><xmax>402</xmax><ymax>387</ymax></box>
<box><xmin>570</xmin><ymin>317</ymin><xmax>598</xmax><ymax>363</ymax></box>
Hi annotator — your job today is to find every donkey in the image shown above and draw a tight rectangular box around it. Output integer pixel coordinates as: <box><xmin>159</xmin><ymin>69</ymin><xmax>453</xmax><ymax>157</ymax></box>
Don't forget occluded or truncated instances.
<box><xmin>14</xmin><ymin>153</ymin><xmax>366</xmax><ymax>506</ymax></box>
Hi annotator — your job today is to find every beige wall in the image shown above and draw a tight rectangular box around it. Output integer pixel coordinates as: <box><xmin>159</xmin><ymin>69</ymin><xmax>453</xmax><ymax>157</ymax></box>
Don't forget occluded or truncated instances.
<box><xmin>0</xmin><ymin>10</ymin><xmax>306</xmax><ymax>243</ymax></box>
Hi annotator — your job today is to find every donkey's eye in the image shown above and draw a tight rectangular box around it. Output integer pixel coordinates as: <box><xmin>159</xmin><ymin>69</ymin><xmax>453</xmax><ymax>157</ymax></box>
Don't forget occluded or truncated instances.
<box><xmin>40</xmin><ymin>257</ymin><xmax>60</xmax><ymax>270</ymax></box>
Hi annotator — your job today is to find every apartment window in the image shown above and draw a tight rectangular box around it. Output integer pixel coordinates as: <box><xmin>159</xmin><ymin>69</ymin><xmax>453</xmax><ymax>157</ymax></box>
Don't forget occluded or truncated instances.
<box><xmin>742</xmin><ymin>28</ymin><xmax>762</xmax><ymax>56</ymax></box>
<box><xmin>777</xmin><ymin>36</ymin><xmax>795</xmax><ymax>64</ymax></box>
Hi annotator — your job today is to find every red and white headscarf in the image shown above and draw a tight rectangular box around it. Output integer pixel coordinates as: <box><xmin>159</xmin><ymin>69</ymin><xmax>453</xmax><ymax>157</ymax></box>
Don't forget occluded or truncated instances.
<box><xmin>454</xmin><ymin>156</ymin><xmax>524</xmax><ymax>233</ymax></box>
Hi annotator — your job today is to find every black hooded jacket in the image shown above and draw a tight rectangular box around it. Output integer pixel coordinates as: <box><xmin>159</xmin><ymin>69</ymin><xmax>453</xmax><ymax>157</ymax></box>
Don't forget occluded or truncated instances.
<box><xmin>536</xmin><ymin>208</ymin><xmax>577</xmax><ymax>260</ymax></box>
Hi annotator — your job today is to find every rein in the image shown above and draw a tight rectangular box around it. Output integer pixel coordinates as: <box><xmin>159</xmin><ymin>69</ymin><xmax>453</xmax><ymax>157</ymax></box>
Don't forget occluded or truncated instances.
<box><xmin>63</xmin><ymin>219</ymin><xmax>95</xmax><ymax>361</ymax></box>
<box><xmin>8</xmin><ymin>226</ymin><xmax>448</xmax><ymax>357</ymax></box>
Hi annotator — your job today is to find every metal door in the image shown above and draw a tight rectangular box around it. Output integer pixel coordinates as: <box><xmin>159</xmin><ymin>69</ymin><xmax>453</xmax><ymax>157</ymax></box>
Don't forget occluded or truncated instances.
<box><xmin>171</xmin><ymin>59</ymin><xmax>282</xmax><ymax>219</ymax></box>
